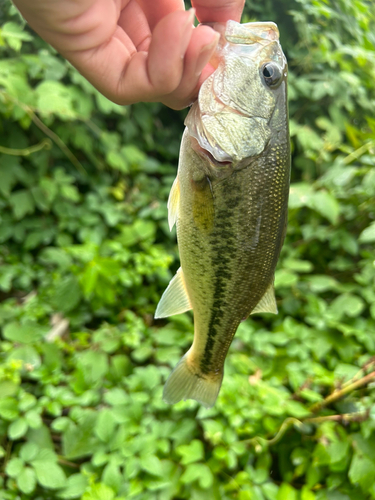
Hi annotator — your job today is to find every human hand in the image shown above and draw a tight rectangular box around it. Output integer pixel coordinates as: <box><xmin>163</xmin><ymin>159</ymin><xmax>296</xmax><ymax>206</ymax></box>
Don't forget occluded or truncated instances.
<box><xmin>12</xmin><ymin>0</ymin><xmax>245</xmax><ymax>109</ymax></box>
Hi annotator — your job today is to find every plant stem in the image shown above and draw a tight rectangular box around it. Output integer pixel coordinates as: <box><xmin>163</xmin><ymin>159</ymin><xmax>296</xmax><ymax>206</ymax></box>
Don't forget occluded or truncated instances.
<box><xmin>308</xmin><ymin>371</ymin><xmax>375</xmax><ymax>414</ymax></box>
<box><xmin>0</xmin><ymin>139</ymin><xmax>51</xmax><ymax>156</ymax></box>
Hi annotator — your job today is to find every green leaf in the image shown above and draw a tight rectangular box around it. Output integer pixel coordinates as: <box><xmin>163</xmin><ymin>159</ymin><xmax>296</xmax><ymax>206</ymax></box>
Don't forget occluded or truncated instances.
<box><xmin>102</xmin><ymin>462</ymin><xmax>122</xmax><ymax>492</ymax></box>
<box><xmin>349</xmin><ymin>454</ymin><xmax>375</xmax><ymax>490</ymax></box>
<box><xmin>262</xmin><ymin>482</ymin><xmax>279</xmax><ymax>500</ymax></box>
<box><xmin>106</xmin><ymin>150</ymin><xmax>128</xmax><ymax>172</ymax></box>
<box><xmin>8</xmin><ymin>417</ymin><xmax>28</xmax><ymax>439</ymax></box>
<box><xmin>0</xmin><ymin>158</ymin><xmax>18</xmax><ymax>196</ymax></box>
<box><xmin>283</xmin><ymin>259</ymin><xmax>314</xmax><ymax>273</ymax></box>
<box><xmin>277</xmin><ymin>483</ymin><xmax>298</xmax><ymax>500</ymax></box>
<box><xmin>284</xmin><ymin>400</ymin><xmax>310</xmax><ymax>418</ymax></box>
<box><xmin>312</xmin><ymin>191</ymin><xmax>340</xmax><ymax>224</ymax></box>
<box><xmin>275</xmin><ymin>269</ymin><xmax>298</xmax><ymax>288</ymax></box>
<box><xmin>180</xmin><ymin>463</ymin><xmax>214</xmax><ymax>489</ymax></box>
<box><xmin>288</xmin><ymin>183</ymin><xmax>314</xmax><ymax>209</ymax></box>
<box><xmin>359</xmin><ymin>221</ymin><xmax>375</xmax><ymax>243</ymax></box>
<box><xmin>296</xmin><ymin>126</ymin><xmax>324</xmax><ymax>151</ymax></box>
<box><xmin>25</xmin><ymin>409</ymin><xmax>43</xmax><ymax>429</ymax></box>
<box><xmin>18</xmin><ymin>392</ymin><xmax>37</xmax><ymax>412</ymax></box>
<box><xmin>119</xmin><ymin>220</ymin><xmax>156</xmax><ymax>247</ymax></box>
<box><xmin>300</xmin><ymin>486</ymin><xmax>316</xmax><ymax>500</ymax></box>
<box><xmin>7</xmin><ymin>345</ymin><xmax>41</xmax><ymax>368</ymax></box>
<box><xmin>27</xmin><ymin>425</ymin><xmax>55</xmax><ymax>451</ymax></box>
<box><xmin>2</xmin><ymin>22</ymin><xmax>33</xmax><ymax>51</ymax></box>
<box><xmin>0</xmin><ymin>397</ymin><xmax>19</xmax><ymax>421</ymax></box>
<box><xmin>121</xmin><ymin>145</ymin><xmax>146</xmax><ymax>168</ymax></box>
<box><xmin>0</xmin><ymin>380</ymin><xmax>18</xmax><ymax>398</ymax></box>
<box><xmin>20</xmin><ymin>442</ymin><xmax>39</xmax><ymax>462</ymax></box>
<box><xmin>3</xmin><ymin>322</ymin><xmax>47</xmax><ymax>344</ymax></box>
<box><xmin>57</xmin><ymin>473</ymin><xmax>88</xmax><ymax>499</ymax></box>
<box><xmin>176</xmin><ymin>440</ymin><xmax>204</xmax><ymax>465</ymax></box>
<box><xmin>82</xmin><ymin>483</ymin><xmax>116</xmax><ymax>500</ymax></box>
<box><xmin>17</xmin><ymin>466</ymin><xmax>36</xmax><ymax>494</ymax></box>
<box><xmin>32</xmin><ymin>461</ymin><xmax>66</xmax><ymax>489</ymax></box>
<box><xmin>35</xmin><ymin>80</ymin><xmax>76</xmax><ymax>118</ymax></box>
<box><xmin>6</xmin><ymin>457</ymin><xmax>24</xmax><ymax>477</ymax></box>
<box><xmin>52</xmin><ymin>276</ymin><xmax>82</xmax><ymax>313</ymax></box>
<box><xmin>95</xmin><ymin>409</ymin><xmax>117</xmax><ymax>442</ymax></box>
<box><xmin>9</xmin><ymin>190</ymin><xmax>35</xmax><ymax>219</ymax></box>
<box><xmin>306</xmin><ymin>275</ymin><xmax>338</xmax><ymax>292</ymax></box>
<box><xmin>62</xmin><ymin>412</ymin><xmax>98</xmax><ymax>459</ymax></box>
<box><xmin>330</xmin><ymin>293</ymin><xmax>365</xmax><ymax>318</ymax></box>
<box><xmin>140</xmin><ymin>454</ymin><xmax>164</xmax><ymax>477</ymax></box>
<box><xmin>76</xmin><ymin>351</ymin><xmax>108</xmax><ymax>386</ymax></box>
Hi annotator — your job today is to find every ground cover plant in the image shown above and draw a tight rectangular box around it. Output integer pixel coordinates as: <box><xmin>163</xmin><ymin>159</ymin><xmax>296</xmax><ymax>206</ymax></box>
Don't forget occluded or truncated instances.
<box><xmin>0</xmin><ymin>0</ymin><xmax>375</xmax><ymax>498</ymax></box>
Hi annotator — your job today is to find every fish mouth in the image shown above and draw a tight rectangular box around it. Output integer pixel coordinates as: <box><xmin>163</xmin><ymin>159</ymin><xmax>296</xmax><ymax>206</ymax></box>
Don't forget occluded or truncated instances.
<box><xmin>202</xmin><ymin>21</ymin><xmax>279</xmax><ymax>43</ymax></box>
<box><xmin>190</xmin><ymin>137</ymin><xmax>233</xmax><ymax>168</ymax></box>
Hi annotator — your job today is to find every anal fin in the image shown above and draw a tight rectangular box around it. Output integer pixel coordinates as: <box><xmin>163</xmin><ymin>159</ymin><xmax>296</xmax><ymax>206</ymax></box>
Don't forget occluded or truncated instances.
<box><xmin>250</xmin><ymin>283</ymin><xmax>278</xmax><ymax>315</ymax></box>
<box><xmin>168</xmin><ymin>176</ymin><xmax>180</xmax><ymax>231</ymax></box>
<box><xmin>155</xmin><ymin>267</ymin><xmax>192</xmax><ymax>319</ymax></box>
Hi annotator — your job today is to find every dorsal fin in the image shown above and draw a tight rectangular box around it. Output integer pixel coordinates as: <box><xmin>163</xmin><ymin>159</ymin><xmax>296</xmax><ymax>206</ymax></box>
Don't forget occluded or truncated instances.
<box><xmin>250</xmin><ymin>283</ymin><xmax>278</xmax><ymax>315</ymax></box>
<box><xmin>168</xmin><ymin>176</ymin><xmax>180</xmax><ymax>231</ymax></box>
<box><xmin>155</xmin><ymin>267</ymin><xmax>192</xmax><ymax>319</ymax></box>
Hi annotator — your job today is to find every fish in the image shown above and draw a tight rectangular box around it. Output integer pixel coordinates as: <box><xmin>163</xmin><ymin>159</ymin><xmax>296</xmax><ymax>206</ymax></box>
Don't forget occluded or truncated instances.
<box><xmin>155</xmin><ymin>20</ymin><xmax>290</xmax><ymax>408</ymax></box>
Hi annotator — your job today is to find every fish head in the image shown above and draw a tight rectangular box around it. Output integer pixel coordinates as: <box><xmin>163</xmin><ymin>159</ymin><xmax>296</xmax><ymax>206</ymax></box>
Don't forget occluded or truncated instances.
<box><xmin>185</xmin><ymin>21</ymin><xmax>288</xmax><ymax>175</ymax></box>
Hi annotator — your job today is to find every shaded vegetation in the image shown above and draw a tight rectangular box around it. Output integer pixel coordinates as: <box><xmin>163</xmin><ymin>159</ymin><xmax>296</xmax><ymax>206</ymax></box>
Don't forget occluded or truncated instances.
<box><xmin>0</xmin><ymin>0</ymin><xmax>375</xmax><ymax>498</ymax></box>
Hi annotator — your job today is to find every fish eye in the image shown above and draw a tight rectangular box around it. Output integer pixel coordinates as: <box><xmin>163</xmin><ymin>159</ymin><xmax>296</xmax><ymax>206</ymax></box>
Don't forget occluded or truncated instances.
<box><xmin>261</xmin><ymin>62</ymin><xmax>283</xmax><ymax>88</ymax></box>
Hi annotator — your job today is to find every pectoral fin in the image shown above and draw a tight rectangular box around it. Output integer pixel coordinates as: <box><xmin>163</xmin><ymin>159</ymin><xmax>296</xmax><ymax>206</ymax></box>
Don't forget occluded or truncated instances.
<box><xmin>155</xmin><ymin>267</ymin><xmax>192</xmax><ymax>319</ymax></box>
<box><xmin>250</xmin><ymin>283</ymin><xmax>278</xmax><ymax>315</ymax></box>
<box><xmin>168</xmin><ymin>176</ymin><xmax>180</xmax><ymax>231</ymax></box>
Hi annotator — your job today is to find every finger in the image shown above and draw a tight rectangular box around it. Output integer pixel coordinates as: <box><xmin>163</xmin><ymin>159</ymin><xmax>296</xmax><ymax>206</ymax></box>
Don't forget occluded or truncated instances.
<box><xmin>65</xmin><ymin>9</ymin><xmax>195</xmax><ymax>104</ymax></box>
<box><xmin>161</xmin><ymin>24</ymin><xmax>220</xmax><ymax>109</ymax></box>
<box><xmin>15</xmin><ymin>0</ymin><xmax>123</xmax><ymax>53</ymax></box>
<box><xmin>117</xmin><ymin>0</ymin><xmax>151</xmax><ymax>51</ymax></box>
<box><xmin>147</xmin><ymin>9</ymin><xmax>195</xmax><ymax>94</ymax></box>
<box><xmin>192</xmin><ymin>0</ymin><xmax>245</xmax><ymax>23</ymax></box>
<box><xmin>136</xmin><ymin>0</ymin><xmax>185</xmax><ymax>31</ymax></box>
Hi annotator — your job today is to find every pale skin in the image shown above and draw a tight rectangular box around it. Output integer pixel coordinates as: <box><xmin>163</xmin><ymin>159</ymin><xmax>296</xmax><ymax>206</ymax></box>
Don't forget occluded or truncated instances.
<box><xmin>12</xmin><ymin>0</ymin><xmax>245</xmax><ymax>109</ymax></box>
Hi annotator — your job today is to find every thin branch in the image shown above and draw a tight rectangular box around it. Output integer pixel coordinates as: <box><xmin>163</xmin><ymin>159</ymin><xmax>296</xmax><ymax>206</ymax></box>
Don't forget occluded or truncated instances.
<box><xmin>242</xmin><ymin>418</ymin><xmax>303</xmax><ymax>451</ymax></box>
<box><xmin>0</xmin><ymin>138</ymin><xmax>51</xmax><ymax>156</ymax></box>
<box><xmin>308</xmin><ymin>371</ymin><xmax>375</xmax><ymax>414</ymax></box>
<box><xmin>245</xmin><ymin>412</ymin><xmax>370</xmax><ymax>452</ymax></box>
<box><xmin>341</xmin><ymin>358</ymin><xmax>375</xmax><ymax>389</ymax></box>
<box><xmin>58</xmin><ymin>457</ymin><xmax>80</xmax><ymax>469</ymax></box>
<box><xmin>243</xmin><ymin>369</ymin><xmax>375</xmax><ymax>451</ymax></box>
<box><xmin>0</xmin><ymin>90</ymin><xmax>86</xmax><ymax>174</ymax></box>
<box><xmin>29</xmin><ymin>109</ymin><xmax>87</xmax><ymax>175</ymax></box>
<box><xmin>304</xmin><ymin>411</ymin><xmax>369</xmax><ymax>424</ymax></box>
<box><xmin>342</xmin><ymin>140</ymin><xmax>375</xmax><ymax>165</ymax></box>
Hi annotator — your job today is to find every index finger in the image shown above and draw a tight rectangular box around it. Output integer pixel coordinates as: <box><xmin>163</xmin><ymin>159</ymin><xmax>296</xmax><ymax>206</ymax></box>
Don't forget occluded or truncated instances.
<box><xmin>192</xmin><ymin>0</ymin><xmax>245</xmax><ymax>23</ymax></box>
<box><xmin>136</xmin><ymin>0</ymin><xmax>185</xmax><ymax>31</ymax></box>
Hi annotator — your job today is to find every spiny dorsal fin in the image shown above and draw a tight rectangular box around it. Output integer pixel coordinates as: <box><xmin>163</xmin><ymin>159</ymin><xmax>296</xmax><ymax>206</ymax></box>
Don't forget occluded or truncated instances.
<box><xmin>155</xmin><ymin>267</ymin><xmax>192</xmax><ymax>319</ymax></box>
<box><xmin>168</xmin><ymin>176</ymin><xmax>180</xmax><ymax>231</ymax></box>
<box><xmin>250</xmin><ymin>283</ymin><xmax>278</xmax><ymax>315</ymax></box>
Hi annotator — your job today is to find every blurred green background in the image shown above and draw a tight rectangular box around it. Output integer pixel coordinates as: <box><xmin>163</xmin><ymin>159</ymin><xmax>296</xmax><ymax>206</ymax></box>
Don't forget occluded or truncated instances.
<box><xmin>0</xmin><ymin>0</ymin><xmax>375</xmax><ymax>498</ymax></box>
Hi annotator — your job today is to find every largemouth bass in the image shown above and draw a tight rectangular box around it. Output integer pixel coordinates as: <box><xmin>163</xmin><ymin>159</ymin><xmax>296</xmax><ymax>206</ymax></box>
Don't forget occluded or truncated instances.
<box><xmin>155</xmin><ymin>20</ymin><xmax>290</xmax><ymax>408</ymax></box>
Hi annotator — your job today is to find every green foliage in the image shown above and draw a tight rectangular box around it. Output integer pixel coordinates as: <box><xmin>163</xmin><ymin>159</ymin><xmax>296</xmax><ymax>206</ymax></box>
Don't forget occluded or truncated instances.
<box><xmin>0</xmin><ymin>0</ymin><xmax>375</xmax><ymax>499</ymax></box>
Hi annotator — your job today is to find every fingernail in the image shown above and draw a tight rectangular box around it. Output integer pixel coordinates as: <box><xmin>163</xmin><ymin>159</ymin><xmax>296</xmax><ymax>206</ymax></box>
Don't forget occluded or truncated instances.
<box><xmin>181</xmin><ymin>8</ymin><xmax>196</xmax><ymax>56</ymax></box>
<box><xmin>195</xmin><ymin>32</ymin><xmax>220</xmax><ymax>76</ymax></box>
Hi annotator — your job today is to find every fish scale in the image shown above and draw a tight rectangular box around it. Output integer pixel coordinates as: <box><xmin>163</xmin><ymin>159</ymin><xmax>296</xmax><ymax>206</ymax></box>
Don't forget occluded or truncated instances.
<box><xmin>155</xmin><ymin>20</ymin><xmax>290</xmax><ymax>408</ymax></box>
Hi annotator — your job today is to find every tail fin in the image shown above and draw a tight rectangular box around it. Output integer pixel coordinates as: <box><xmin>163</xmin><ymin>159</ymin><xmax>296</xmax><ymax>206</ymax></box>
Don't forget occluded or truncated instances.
<box><xmin>163</xmin><ymin>352</ymin><xmax>223</xmax><ymax>409</ymax></box>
